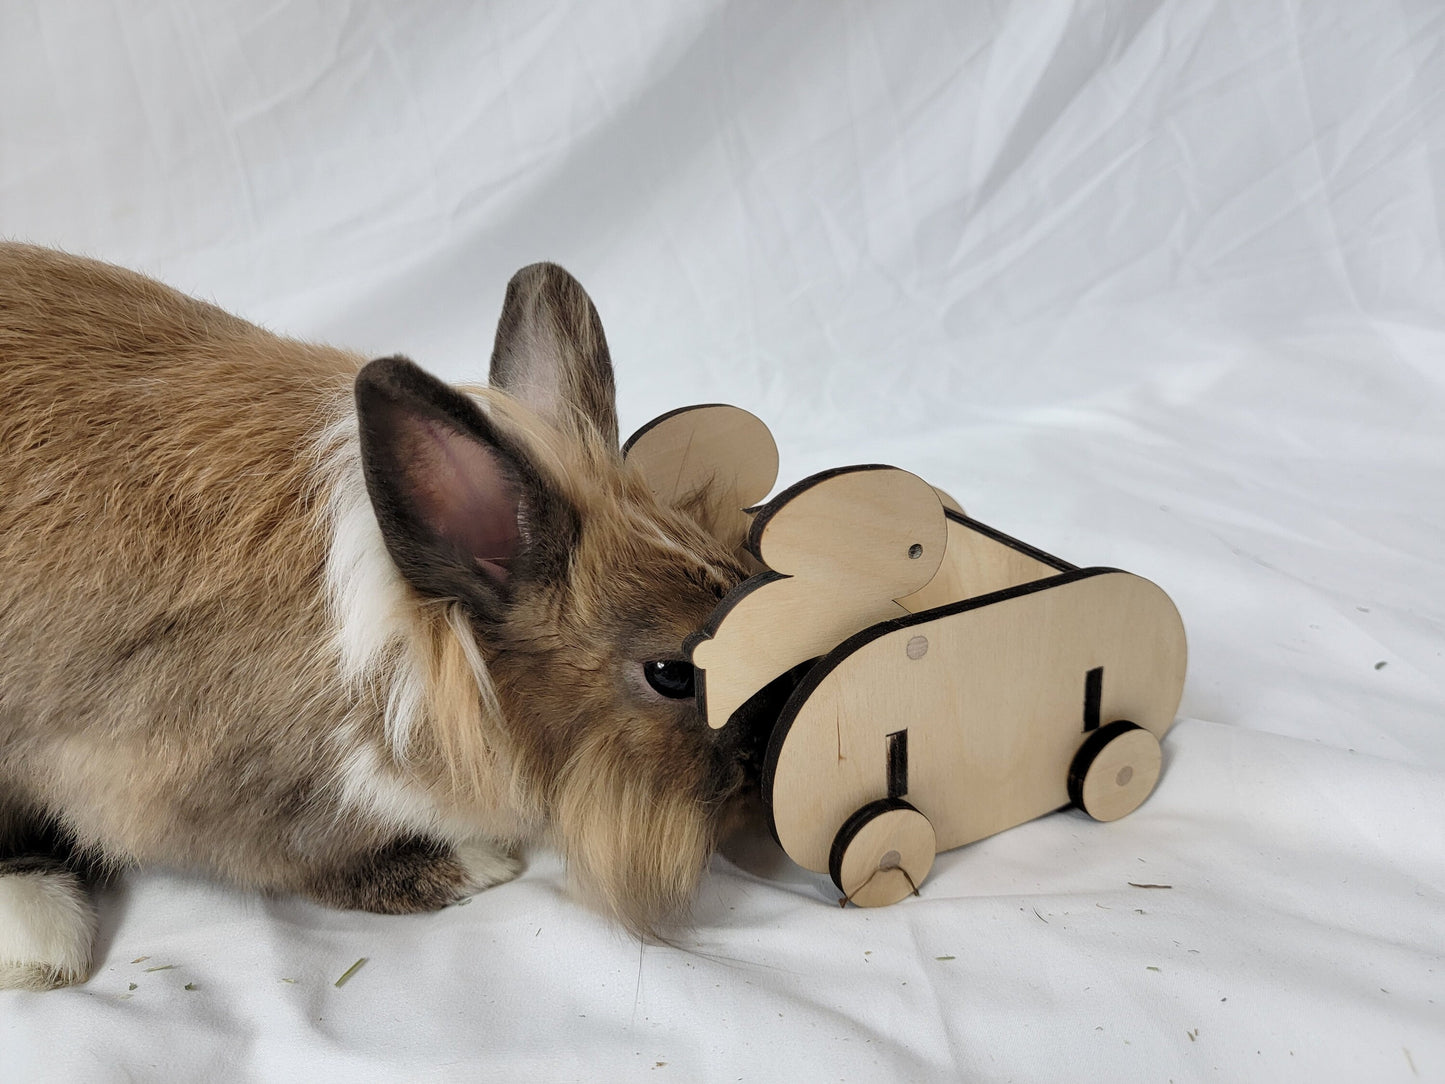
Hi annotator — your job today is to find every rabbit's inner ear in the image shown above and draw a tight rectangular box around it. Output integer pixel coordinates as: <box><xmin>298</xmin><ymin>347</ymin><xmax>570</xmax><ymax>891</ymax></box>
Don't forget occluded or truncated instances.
<box><xmin>488</xmin><ymin>262</ymin><xmax>619</xmax><ymax>446</ymax></box>
<box><xmin>393</xmin><ymin>415</ymin><xmax>520</xmax><ymax>585</ymax></box>
<box><xmin>356</xmin><ymin>355</ymin><xmax>556</xmax><ymax>622</ymax></box>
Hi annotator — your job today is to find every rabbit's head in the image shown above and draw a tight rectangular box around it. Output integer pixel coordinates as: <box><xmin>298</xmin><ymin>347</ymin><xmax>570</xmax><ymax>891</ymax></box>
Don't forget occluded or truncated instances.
<box><xmin>353</xmin><ymin>264</ymin><xmax>749</xmax><ymax>936</ymax></box>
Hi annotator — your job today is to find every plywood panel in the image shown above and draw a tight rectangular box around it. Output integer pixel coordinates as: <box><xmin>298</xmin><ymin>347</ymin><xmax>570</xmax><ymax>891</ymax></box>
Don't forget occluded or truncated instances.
<box><xmin>899</xmin><ymin>512</ymin><xmax>1073</xmax><ymax>613</ymax></box>
<box><xmin>766</xmin><ymin>570</ymin><xmax>1187</xmax><ymax>873</ymax></box>
<box><xmin>622</xmin><ymin>404</ymin><xmax>777</xmax><ymax>553</ymax></box>
<box><xmin>689</xmin><ymin>466</ymin><xmax>947</xmax><ymax>729</ymax></box>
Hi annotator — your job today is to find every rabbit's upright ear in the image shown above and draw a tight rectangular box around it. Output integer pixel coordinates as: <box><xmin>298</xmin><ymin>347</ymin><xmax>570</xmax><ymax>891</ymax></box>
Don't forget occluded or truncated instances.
<box><xmin>488</xmin><ymin>262</ymin><xmax>619</xmax><ymax>446</ymax></box>
<box><xmin>355</xmin><ymin>356</ymin><xmax>578</xmax><ymax>622</ymax></box>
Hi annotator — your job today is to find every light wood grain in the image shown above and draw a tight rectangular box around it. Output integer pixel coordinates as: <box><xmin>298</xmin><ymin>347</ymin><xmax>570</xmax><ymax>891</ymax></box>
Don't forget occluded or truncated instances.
<box><xmin>767</xmin><ymin>570</ymin><xmax>1187</xmax><ymax>873</ymax></box>
<box><xmin>834</xmin><ymin>805</ymin><xmax>936</xmax><ymax>908</ymax></box>
<box><xmin>1074</xmin><ymin>725</ymin><xmax>1162</xmax><ymax>821</ymax></box>
<box><xmin>690</xmin><ymin>467</ymin><xmax>947</xmax><ymax>729</ymax></box>
<box><xmin>932</xmin><ymin>487</ymin><xmax>965</xmax><ymax>517</ymax></box>
<box><xmin>622</xmin><ymin>404</ymin><xmax>778</xmax><ymax>553</ymax></box>
<box><xmin>899</xmin><ymin>514</ymin><xmax>1067</xmax><ymax>613</ymax></box>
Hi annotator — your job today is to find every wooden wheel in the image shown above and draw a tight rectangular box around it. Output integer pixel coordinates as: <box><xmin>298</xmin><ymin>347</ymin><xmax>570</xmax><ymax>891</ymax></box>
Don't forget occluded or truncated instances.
<box><xmin>828</xmin><ymin>799</ymin><xmax>936</xmax><ymax>907</ymax></box>
<box><xmin>1068</xmin><ymin>721</ymin><xmax>1162</xmax><ymax>822</ymax></box>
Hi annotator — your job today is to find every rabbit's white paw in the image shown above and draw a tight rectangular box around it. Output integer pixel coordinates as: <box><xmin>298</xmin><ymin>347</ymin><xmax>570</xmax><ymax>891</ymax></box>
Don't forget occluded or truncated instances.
<box><xmin>0</xmin><ymin>867</ymin><xmax>96</xmax><ymax>991</ymax></box>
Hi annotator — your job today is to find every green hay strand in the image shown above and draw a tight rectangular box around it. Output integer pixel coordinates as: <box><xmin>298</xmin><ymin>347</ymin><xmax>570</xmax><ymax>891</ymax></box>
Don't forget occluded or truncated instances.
<box><xmin>334</xmin><ymin>957</ymin><xmax>368</xmax><ymax>988</ymax></box>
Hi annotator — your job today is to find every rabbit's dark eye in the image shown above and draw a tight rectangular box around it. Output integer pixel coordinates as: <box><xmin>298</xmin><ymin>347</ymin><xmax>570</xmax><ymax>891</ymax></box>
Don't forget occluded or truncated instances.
<box><xmin>643</xmin><ymin>659</ymin><xmax>696</xmax><ymax>700</ymax></box>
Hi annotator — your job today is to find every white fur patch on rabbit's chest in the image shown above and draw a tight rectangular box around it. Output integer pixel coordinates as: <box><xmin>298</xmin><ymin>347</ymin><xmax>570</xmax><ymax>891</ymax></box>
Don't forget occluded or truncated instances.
<box><xmin>333</xmin><ymin>730</ymin><xmax>449</xmax><ymax>838</ymax></box>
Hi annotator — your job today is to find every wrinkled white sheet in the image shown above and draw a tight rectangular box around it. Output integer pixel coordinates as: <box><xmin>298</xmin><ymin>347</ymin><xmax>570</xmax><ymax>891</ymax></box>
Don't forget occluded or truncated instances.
<box><xmin>2</xmin><ymin>2</ymin><xmax>1442</xmax><ymax>1080</ymax></box>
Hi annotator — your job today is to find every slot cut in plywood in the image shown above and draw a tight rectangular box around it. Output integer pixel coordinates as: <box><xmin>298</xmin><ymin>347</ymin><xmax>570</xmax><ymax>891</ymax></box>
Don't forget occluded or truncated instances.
<box><xmin>624</xmin><ymin>400</ymin><xmax>1187</xmax><ymax>907</ymax></box>
<box><xmin>764</xmin><ymin>568</ymin><xmax>1187</xmax><ymax>875</ymax></box>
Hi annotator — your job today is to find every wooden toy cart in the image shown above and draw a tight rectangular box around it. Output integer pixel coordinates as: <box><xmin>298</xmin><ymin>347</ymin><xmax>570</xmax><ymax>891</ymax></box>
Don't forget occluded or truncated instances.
<box><xmin>625</xmin><ymin>406</ymin><xmax>1188</xmax><ymax>908</ymax></box>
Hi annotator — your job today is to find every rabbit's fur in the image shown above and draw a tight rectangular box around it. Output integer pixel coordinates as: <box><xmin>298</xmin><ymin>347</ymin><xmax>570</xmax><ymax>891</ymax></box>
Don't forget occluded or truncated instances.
<box><xmin>0</xmin><ymin>244</ymin><xmax>747</xmax><ymax>989</ymax></box>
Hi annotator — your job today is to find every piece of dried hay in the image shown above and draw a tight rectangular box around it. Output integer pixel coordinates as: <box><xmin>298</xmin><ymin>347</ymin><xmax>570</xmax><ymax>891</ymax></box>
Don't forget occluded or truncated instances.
<box><xmin>334</xmin><ymin>958</ymin><xmax>368</xmax><ymax>988</ymax></box>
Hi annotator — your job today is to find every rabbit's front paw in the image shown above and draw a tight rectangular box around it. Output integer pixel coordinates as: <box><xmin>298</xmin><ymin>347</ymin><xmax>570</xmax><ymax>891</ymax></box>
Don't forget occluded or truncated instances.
<box><xmin>308</xmin><ymin>836</ymin><xmax>518</xmax><ymax>914</ymax></box>
<box><xmin>453</xmin><ymin>837</ymin><xmax>522</xmax><ymax>896</ymax></box>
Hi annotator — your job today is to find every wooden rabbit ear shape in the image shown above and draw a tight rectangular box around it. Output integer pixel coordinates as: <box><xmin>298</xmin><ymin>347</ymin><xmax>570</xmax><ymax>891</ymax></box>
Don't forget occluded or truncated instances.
<box><xmin>489</xmin><ymin>262</ymin><xmax>619</xmax><ymax>445</ymax></box>
<box><xmin>623</xmin><ymin>404</ymin><xmax>778</xmax><ymax>551</ymax></box>
<box><xmin>748</xmin><ymin>466</ymin><xmax>947</xmax><ymax>594</ymax></box>
<box><xmin>688</xmin><ymin>465</ymin><xmax>949</xmax><ymax>730</ymax></box>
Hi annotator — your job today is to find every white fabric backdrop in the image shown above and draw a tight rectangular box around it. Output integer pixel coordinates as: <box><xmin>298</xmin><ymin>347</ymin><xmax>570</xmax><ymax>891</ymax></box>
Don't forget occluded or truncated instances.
<box><xmin>2</xmin><ymin>1</ymin><xmax>1442</xmax><ymax>1080</ymax></box>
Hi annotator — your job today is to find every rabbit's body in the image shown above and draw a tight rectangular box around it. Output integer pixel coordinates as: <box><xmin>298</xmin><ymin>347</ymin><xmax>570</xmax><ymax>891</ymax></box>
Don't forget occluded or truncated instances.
<box><xmin>0</xmin><ymin>244</ymin><xmax>746</xmax><ymax>989</ymax></box>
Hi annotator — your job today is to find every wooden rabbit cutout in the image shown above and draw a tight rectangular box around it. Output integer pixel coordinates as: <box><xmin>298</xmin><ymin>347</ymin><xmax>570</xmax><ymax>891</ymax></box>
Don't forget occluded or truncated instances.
<box><xmin>623</xmin><ymin>404</ymin><xmax>778</xmax><ymax>555</ymax></box>
<box><xmin>687</xmin><ymin>466</ymin><xmax>948</xmax><ymax>729</ymax></box>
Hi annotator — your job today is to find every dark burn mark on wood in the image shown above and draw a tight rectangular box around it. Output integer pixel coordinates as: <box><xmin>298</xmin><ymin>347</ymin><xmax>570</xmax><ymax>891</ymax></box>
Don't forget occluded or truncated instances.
<box><xmin>886</xmin><ymin>729</ymin><xmax>908</xmax><ymax>798</ymax></box>
<box><xmin>716</xmin><ymin>658</ymin><xmax>818</xmax><ymax>793</ymax></box>
<box><xmin>745</xmin><ymin>465</ymin><xmax>896</xmax><ymax>564</ymax></box>
<box><xmin>945</xmin><ymin>508</ymin><xmax>1075</xmax><ymax>572</ymax></box>
<box><xmin>622</xmin><ymin>403</ymin><xmax>731</xmax><ymax>458</ymax></box>
<box><xmin>1084</xmin><ymin>666</ymin><xmax>1103</xmax><ymax>731</ymax></box>
<box><xmin>761</xmin><ymin>567</ymin><xmax>1121</xmax><ymax>842</ymax></box>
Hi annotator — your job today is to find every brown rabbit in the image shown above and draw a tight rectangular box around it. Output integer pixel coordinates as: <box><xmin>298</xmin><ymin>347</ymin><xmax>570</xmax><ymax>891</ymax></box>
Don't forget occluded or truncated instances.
<box><xmin>0</xmin><ymin>244</ymin><xmax>748</xmax><ymax>990</ymax></box>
